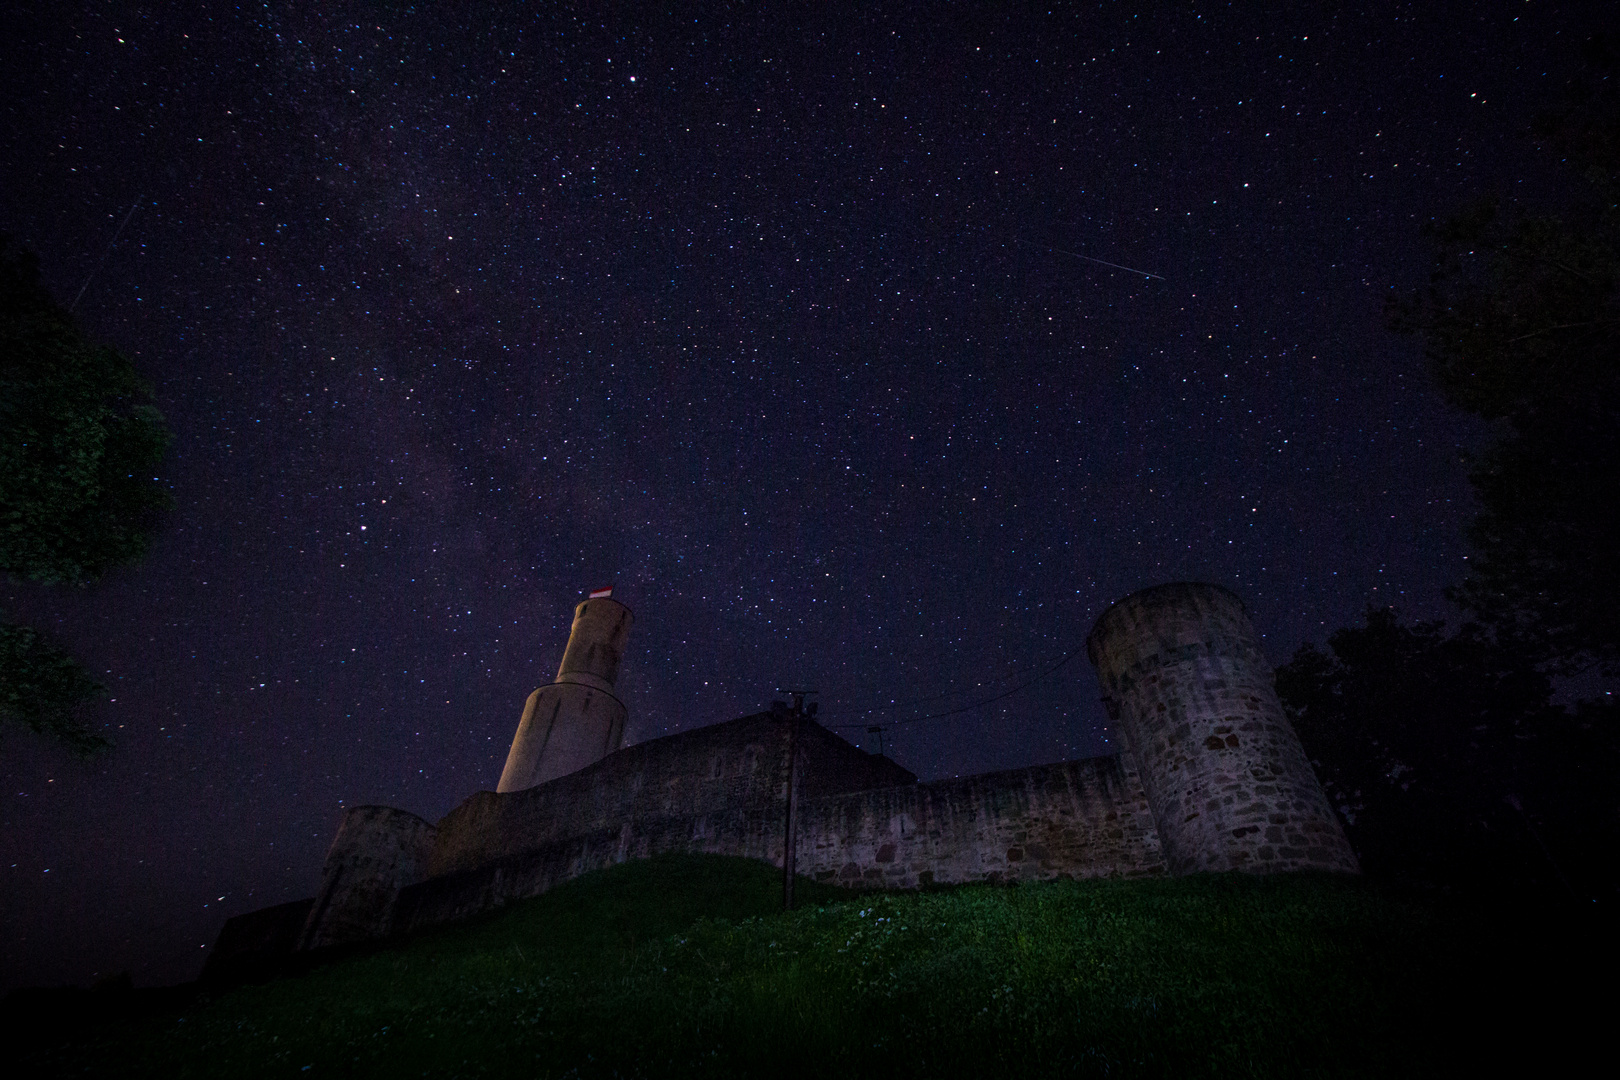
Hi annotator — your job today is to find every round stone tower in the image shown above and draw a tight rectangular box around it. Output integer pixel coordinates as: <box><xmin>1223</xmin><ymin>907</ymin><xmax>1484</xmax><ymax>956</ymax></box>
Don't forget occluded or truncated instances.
<box><xmin>497</xmin><ymin>592</ymin><xmax>634</xmax><ymax>793</ymax></box>
<box><xmin>1086</xmin><ymin>582</ymin><xmax>1357</xmax><ymax>876</ymax></box>
<box><xmin>297</xmin><ymin>805</ymin><xmax>436</xmax><ymax>950</ymax></box>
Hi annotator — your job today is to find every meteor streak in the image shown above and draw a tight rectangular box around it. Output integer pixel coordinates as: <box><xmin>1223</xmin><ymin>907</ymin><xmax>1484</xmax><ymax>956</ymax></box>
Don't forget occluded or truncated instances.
<box><xmin>1013</xmin><ymin>237</ymin><xmax>1165</xmax><ymax>280</ymax></box>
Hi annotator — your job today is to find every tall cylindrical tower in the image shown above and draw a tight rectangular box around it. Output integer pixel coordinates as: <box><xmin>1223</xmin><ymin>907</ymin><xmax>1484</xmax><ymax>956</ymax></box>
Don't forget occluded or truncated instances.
<box><xmin>497</xmin><ymin>593</ymin><xmax>633</xmax><ymax>793</ymax></box>
<box><xmin>1087</xmin><ymin>582</ymin><xmax>1357</xmax><ymax>876</ymax></box>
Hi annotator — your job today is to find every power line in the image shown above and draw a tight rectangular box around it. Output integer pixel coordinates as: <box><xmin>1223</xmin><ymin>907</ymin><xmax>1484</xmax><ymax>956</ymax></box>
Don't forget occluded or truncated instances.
<box><xmin>822</xmin><ymin>627</ymin><xmax>1097</xmax><ymax>719</ymax></box>
<box><xmin>825</xmin><ymin>641</ymin><xmax>1090</xmax><ymax>730</ymax></box>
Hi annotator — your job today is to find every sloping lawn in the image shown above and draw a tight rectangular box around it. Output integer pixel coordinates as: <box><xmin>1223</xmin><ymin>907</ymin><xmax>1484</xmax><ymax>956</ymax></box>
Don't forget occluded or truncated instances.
<box><xmin>18</xmin><ymin>854</ymin><xmax>1596</xmax><ymax>1078</ymax></box>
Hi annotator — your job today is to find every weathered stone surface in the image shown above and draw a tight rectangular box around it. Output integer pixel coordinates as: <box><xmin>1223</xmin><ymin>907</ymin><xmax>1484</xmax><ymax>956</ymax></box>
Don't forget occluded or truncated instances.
<box><xmin>297</xmin><ymin>805</ymin><xmax>437</xmax><ymax>950</ymax></box>
<box><xmin>287</xmin><ymin>720</ymin><xmax>1173</xmax><ymax>947</ymax></box>
<box><xmin>497</xmin><ymin>682</ymin><xmax>628</xmax><ymax>795</ymax></box>
<box><xmin>397</xmin><ymin>815</ymin><xmax>777</xmax><ymax>934</ymax></box>
<box><xmin>202</xmin><ymin>898</ymin><xmax>313</xmax><ymax>983</ymax></box>
<box><xmin>240</xmin><ymin>583</ymin><xmax>1362</xmax><ymax>960</ymax></box>
<box><xmin>498</xmin><ymin>597</ymin><xmax>634</xmax><ymax>793</ymax></box>
<box><xmin>555</xmin><ymin>596</ymin><xmax>634</xmax><ymax>690</ymax></box>
<box><xmin>1086</xmin><ymin>582</ymin><xmax>1358</xmax><ymax>876</ymax></box>
<box><xmin>391</xmin><ymin>754</ymin><xmax>1164</xmax><ymax>935</ymax></box>
<box><xmin>430</xmin><ymin>713</ymin><xmax>917</xmax><ymax>880</ymax></box>
<box><xmin>796</xmin><ymin>755</ymin><xmax>1166</xmax><ymax>889</ymax></box>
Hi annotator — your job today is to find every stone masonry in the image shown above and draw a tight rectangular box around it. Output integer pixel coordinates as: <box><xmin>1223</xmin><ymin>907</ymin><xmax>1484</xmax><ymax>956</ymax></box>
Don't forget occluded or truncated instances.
<box><xmin>1086</xmin><ymin>582</ymin><xmax>1358</xmax><ymax>875</ymax></box>
<box><xmin>296</xmin><ymin>805</ymin><xmax>437</xmax><ymax>951</ymax></box>
<box><xmin>797</xmin><ymin>755</ymin><xmax>1164</xmax><ymax>888</ymax></box>
<box><xmin>207</xmin><ymin>581</ymin><xmax>1357</xmax><ymax>979</ymax></box>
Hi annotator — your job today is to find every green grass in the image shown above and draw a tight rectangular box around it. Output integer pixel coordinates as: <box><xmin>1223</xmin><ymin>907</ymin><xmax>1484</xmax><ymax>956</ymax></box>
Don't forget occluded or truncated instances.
<box><xmin>17</xmin><ymin>854</ymin><xmax>1599</xmax><ymax>1078</ymax></box>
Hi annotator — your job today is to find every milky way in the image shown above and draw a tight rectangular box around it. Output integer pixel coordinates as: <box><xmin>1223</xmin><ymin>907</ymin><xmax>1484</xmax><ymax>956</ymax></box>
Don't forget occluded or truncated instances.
<box><xmin>1</xmin><ymin>1</ymin><xmax>1602</xmax><ymax>988</ymax></box>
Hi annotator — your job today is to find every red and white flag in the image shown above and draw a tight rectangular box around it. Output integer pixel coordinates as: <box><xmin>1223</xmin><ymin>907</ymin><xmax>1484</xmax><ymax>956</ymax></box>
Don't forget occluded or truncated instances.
<box><xmin>589</xmin><ymin>586</ymin><xmax>614</xmax><ymax>599</ymax></box>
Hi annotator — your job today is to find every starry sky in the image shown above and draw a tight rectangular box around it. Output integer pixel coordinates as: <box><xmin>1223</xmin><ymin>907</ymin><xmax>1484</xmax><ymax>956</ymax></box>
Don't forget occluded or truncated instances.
<box><xmin>1</xmin><ymin>1</ymin><xmax>1605</xmax><ymax>991</ymax></box>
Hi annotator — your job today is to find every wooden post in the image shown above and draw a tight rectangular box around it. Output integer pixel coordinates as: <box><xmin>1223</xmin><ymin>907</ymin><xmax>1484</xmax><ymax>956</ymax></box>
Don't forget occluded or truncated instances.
<box><xmin>778</xmin><ymin>689</ymin><xmax>815</xmax><ymax>911</ymax></box>
<box><xmin>783</xmin><ymin>705</ymin><xmax>800</xmax><ymax>911</ymax></box>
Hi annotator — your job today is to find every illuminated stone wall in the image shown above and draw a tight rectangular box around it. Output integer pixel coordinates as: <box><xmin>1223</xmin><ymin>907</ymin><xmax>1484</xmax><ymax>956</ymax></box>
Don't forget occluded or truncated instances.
<box><xmin>236</xmin><ymin>583</ymin><xmax>1359</xmax><ymax>972</ymax></box>
<box><xmin>796</xmin><ymin>755</ymin><xmax>1165</xmax><ymax>889</ymax></box>
<box><xmin>1087</xmin><ymin>582</ymin><xmax>1358</xmax><ymax>875</ymax></box>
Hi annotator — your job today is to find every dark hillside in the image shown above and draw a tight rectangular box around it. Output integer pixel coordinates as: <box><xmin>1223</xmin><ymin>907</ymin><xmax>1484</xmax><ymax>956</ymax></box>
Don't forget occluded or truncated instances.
<box><xmin>14</xmin><ymin>855</ymin><xmax>1608</xmax><ymax>1078</ymax></box>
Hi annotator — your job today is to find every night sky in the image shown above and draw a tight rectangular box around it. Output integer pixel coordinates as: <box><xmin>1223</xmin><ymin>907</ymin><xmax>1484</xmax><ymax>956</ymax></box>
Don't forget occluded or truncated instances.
<box><xmin>1</xmin><ymin>2</ymin><xmax>1605</xmax><ymax>991</ymax></box>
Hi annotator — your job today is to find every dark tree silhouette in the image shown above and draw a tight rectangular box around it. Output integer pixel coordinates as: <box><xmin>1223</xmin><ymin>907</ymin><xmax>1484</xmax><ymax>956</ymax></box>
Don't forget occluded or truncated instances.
<box><xmin>1388</xmin><ymin>39</ymin><xmax>1620</xmax><ymax>676</ymax></box>
<box><xmin>1291</xmin><ymin>43</ymin><xmax>1620</xmax><ymax>899</ymax></box>
<box><xmin>1276</xmin><ymin>608</ymin><xmax>1617</xmax><ymax>897</ymax></box>
<box><xmin>0</xmin><ymin>237</ymin><xmax>172</xmax><ymax>754</ymax></box>
<box><xmin>0</xmin><ymin>624</ymin><xmax>109</xmax><ymax>754</ymax></box>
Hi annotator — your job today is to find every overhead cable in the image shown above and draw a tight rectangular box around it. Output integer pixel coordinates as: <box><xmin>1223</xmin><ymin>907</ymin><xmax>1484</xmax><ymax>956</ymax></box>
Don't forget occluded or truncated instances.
<box><xmin>825</xmin><ymin>641</ymin><xmax>1089</xmax><ymax>730</ymax></box>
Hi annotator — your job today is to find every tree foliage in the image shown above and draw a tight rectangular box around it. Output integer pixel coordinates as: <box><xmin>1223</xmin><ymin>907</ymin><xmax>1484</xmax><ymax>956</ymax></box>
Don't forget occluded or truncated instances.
<box><xmin>1277</xmin><ymin>609</ymin><xmax>1556</xmax><ymax>808</ymax></box>
<box><xmin>0</xmin><ymin>239</ymin><xmax>172</xmax><ymax>584</ymax></box>
<box><xmin>0</xmin><ymin>623</ymin><xmax>108</xmax><ymax>755</ymax></box>
<box><xmin>1388</xmin><ymin>41</ymin><xmax>1620</xmax><ymax>675</ymax></box>
<box><xmin>1276</xmin><ymin>608</ymin><xmax>1616</xmax><ymax>896</ymax></box>
<box><xmin>1281</xmin><ymin>41</ymin><xmax>1620</xmax><ymax>899</ymax></box>
<box><xmin>0</xmin><ymin>236</ymin><xmax>172</xmax><ymax>754</ymax></box>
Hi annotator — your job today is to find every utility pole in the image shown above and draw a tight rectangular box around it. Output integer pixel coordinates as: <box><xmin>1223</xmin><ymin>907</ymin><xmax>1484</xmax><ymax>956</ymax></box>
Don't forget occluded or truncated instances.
<box><xmin>777</xmin><ymin>689</ymin><xmax>816</xmax><ymax>911</ymax></box>
<box><xmin>866</xmin><ymin>724</ymin><xmax>887</xmax><ymax>758</ymax></box>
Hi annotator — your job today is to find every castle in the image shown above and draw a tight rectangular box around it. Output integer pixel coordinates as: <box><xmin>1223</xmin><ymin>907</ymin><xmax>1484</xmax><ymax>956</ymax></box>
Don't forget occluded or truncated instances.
<box><xmin>206</xmin><ymin>582</ymin><xmax>1357</xmax><ymax>976</ymax></box>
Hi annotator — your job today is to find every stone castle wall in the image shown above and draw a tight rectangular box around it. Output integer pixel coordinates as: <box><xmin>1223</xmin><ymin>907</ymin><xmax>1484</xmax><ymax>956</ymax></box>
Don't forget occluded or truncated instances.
<box><xmin>427</xmin><ymin>712</ymin><xmax>915</xmax><ymax>879</ymax></box>
<box><xmin>797</xmin><ymin>754</ymin><xmax>1165</xmax><ymax>888</ymax></box>
<box><xmin>210</xmin><ymin>742</ymin><xmax>1166</xmax><ymax>976</ymax></box>
<box><xmin>295</xmin><ymin>805</ymin><xmax>437</xmax><ymax>951</ymax></box>
<box><xmin>203</xmin><ymin>898</ymin><xmax>314</xmax><ymax>984</ymax></box>
<box><xmin>211</xmin><ymin>582</ymin><xmax>1358</xmax><ymax>979</ymax></box>
<box><xmin>280</xmin><ymin>713</ymin><xmax>1171</xmax><ymax>949</ymax></box>
<box><xmin>382</xmin><ymin>751</ymin><xmax>1165</xmax><ymax>937</ymax></box>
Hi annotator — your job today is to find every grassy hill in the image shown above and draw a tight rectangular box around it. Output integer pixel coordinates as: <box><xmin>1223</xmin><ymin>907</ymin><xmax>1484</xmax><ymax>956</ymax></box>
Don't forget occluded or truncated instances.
<box><xmin>15</xmin><ymin>854</ymin><xmax>1606</xmax><ymax>1078</ymax></box>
